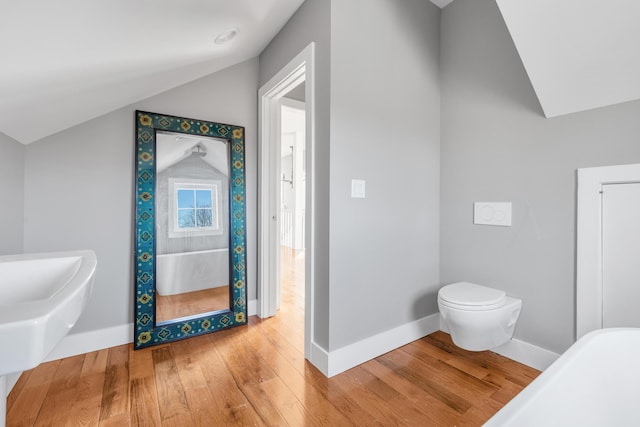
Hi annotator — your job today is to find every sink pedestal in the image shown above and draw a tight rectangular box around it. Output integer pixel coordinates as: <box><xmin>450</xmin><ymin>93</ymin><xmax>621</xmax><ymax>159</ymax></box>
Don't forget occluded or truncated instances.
<box><xmin>1</xmin><ymin>375</ymin><xmax>6</xmax><ymax>427</ymax></box>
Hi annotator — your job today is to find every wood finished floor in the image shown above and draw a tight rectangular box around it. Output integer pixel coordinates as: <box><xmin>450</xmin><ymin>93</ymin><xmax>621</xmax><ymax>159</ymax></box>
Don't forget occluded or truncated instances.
<box><xmin>7</xmin><ymin>248</ymin><xmax>539</xmax><ymax>426</ymax></box>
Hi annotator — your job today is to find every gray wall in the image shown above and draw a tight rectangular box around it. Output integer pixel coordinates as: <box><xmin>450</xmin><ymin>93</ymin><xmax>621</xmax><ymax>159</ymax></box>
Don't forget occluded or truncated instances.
<box><xmin>259</xmin><ymin>0</ymin><xmax>332</xmax><ymax>349</ymax></box>
<box><xmin>329</xmin><ymin>0</ymin><xmax>441</xmax><ymax>350</ymax></box>
<box><xmin>260</xmin><ymin>0</ymin><xmax>441</xmax><ymax>352</ymax></box>
<box><xmin>440</xmin><ymin>0</ymin><xmax>640</xmax><ymax>353</ymax></box>
<box><xmin>0</xmin><ymin>132</ymin><xmax>24</xmax><ymax>255</ymax></box>
<box><xmin>24</xmin><ymin>58</ymin><xmax>258</xmax><ymax>334</ymax></box>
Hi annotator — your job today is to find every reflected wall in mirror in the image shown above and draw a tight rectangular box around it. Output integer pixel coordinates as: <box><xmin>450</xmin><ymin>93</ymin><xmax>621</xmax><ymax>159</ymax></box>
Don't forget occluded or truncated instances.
<box><xmin>134</xmin><ymin>111</ymin><xmax>247</xmax><ymax>350</ymax></box>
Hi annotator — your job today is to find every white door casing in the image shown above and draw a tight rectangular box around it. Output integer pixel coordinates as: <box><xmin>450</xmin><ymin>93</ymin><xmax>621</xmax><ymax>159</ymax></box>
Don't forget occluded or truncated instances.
<box><xmin>258</xmin><ymin>43</ymin><xmax>315</xmax><ymax>359</ymax></box>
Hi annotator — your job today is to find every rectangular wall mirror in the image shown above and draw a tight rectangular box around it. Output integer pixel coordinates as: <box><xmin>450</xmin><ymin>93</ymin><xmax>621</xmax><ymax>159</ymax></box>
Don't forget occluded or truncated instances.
<box><xmin>134</xmin><ymin>111</ymin><xmax>247</xmax><ymax>349</ymax></box>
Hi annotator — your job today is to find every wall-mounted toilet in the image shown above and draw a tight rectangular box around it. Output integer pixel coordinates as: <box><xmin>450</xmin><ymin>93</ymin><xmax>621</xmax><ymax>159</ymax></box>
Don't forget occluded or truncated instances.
<box><xmin>438</xmin><ymin>282</ymin><xmax>522</xmax><ymax>351</ymax></box>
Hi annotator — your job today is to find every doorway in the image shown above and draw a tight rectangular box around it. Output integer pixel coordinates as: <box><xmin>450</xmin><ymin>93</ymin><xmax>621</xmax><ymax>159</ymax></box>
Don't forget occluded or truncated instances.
<box><xmin>279</xmin><ymin>99</ymin><xmax>306</xmax><ymax>320</ymax></box>
<box><xmin>258</xmin><ymin>43</ymin><xmax>315</xmax><ymax>358</ymax></box>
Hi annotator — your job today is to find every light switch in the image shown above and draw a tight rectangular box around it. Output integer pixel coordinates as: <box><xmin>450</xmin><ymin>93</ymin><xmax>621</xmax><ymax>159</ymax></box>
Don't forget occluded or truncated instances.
<box><xmin>474</xmin><ymin>202</ymin><xmax>512</xmax><ymax>226</ymax></box>
<box><xmin>351</xmin><ymin>179</ymin><xmax>366</xmax><ymax>198</ymax></box>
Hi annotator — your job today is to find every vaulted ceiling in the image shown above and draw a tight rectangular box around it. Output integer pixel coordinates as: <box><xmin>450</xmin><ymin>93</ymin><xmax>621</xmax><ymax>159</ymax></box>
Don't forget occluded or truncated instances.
<box><xmin>496</xmin><ymin>0</ymin><xmax>640</xmax><ymax>118</ymax></box>
<box><xmin>0</xmin><ymin>0</ymin><xmax>305</xmax><ymax>144</ymax></box>
<box><xmin>1</xmin><ymin>0</ymin><xmax>638</xmax><ymax>144</ymax></box>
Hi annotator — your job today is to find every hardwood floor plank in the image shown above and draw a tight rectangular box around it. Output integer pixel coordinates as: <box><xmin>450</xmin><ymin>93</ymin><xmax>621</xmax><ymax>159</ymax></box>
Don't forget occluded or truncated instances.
<box><xmin>23</xmin><ymin>360</ymin><xmax>61</xmax><ymax>388</ymax></box>
<box><xmin>34</xmin><ymin>354</ymin><xmax>86</xmax><ymax>426</ymax></box>
<box><xmin>66</xmin><ymin>372</ymin><xmax>107</xmax><ymax>426</ymax></box>
<box><xmin>269</xmin><ymin>314</ymin><xmax>304</xmax><ymax>350</ymax></box>
<box><xmin>129</xmin><ymin>377</ymin><xmax>162</xmax><ymax>427</ymax></box>
<box><xmin>411</xmin><ymin>338</ymin><xmax>491</xmax><ymax>380</ymax></box>
<box><xmin>6</xmin><ymin>361</ymin><xmax>57</xmax><ymax>426</ymax></box>
<box><xmin>198</xmin><ymin>335</ymin><xmax>266</xmax><ymax>426</ymax></box>
<box><xmin>6</xmin><ymin>370</ymin><xmax>31</xmax><ymax>411</ymax></box>
<box><xmin>99</xmin><ymin>345</ymin><xmax>130</xmax><ymax>422</ymax></box>
<box><xmin>361</xmin><ymin>358</ymin><xmax>463</xmax><ymax>426</ymax></box>
<box><xmin>81</xmin><ymin>348</ymin><xmax>109</xmax><ymax>377</ymax></box>
<box><xmin>168</xmin><ymin>339</ymin><xmax>209</xmax><ymax>392</ymax></box>
<box><xmin>237</xmin><ymin>378</ymin><xmax>291</xmax><ymax>426</ymax></box>
<box><xmin>222</xmin><ymin>329</ymin><xmax>277</xmax><ymax>387</ymax></box>
<box><xmin>401</xmin><ymin>340</ymin><xmax>500</xmax><ymax>398</ymax></box>
<box><xmin>98</xmin><ymin>413</ymin><xmax>130</xmax><ymax>427</ymax></box>
<box><xmin>150</xmin><ymin>346</ymin><xmax>191</xmax><ymax>423</ymax></box>
<box><xmin>128</xmin><ymin>346</ymin><xmax>157</xmax><ymax>381</ymax></box>
<box><xmin>242</xmin><ymin>323</ymin><xmax>352</xmax><ymax>426</ymax></box>
<box><xmin>337</xmin><ymin>365</ymin><xmax>435</xmax><ymax>426</ymax></box>
<box><xmin>486</xmin><ymin>373</ymin><xmax>528</xmax><ymax>405</ymax></box>
<box><xmin>377</xmin><ymin>351</ymin><xmax>472</xmax><ymax>415</ymax></box>
<box><xmin>261</xmin><ymin>395</ymin><xmax>311</xmax><ymax>427</ymax></box>
<box><xmin>425</xmin><ymin>332</ymin><xmax>540</xmax><ymax>386</ymax></box>
<box><xmin>7</xmin><ymin>381</ymin><xmax>52</xmax><ymax>427</ymax></box>
<box><xmin>248</xmin><ymin>317</ymin><xmax>306</xmax><ymax>376</ymax></box>
<box><xmin>395</xmin><ymin>346</ymin><xmax>506</xmax><ymax>419</ymax></box>
<box><xmin>159</xmin><ymin>412</ymin><xmax>197</xmax><ymax>427</ymax></box>
<box><xmin>183</xmin><ymin>385</ymin><xmax>227</xmax><ymax>427</ymax></box>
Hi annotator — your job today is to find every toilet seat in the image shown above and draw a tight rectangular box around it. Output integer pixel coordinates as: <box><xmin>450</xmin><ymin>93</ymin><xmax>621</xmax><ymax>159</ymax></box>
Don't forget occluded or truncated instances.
<box><xmin>438</xmin><ymin>282</ymin><xmax>506</xmax><ymax>311</ymax></box>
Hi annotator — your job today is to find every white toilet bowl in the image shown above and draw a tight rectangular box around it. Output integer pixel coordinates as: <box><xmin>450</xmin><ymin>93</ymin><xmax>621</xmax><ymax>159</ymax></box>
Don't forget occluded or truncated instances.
<box><xmin>438</xmin><ymin>282</ymin><xmax>522</xmax><ymax>351</ymax></box>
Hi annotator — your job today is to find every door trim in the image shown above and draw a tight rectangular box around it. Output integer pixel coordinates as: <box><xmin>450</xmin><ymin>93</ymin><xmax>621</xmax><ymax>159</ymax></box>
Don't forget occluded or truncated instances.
<box><xmin>258</xmin><ymin>43</ymin><xmax>315</xmax><ymax>359</ymax></box>
<box><xmin>576</xmin><ymin>163</ymin><xmax>640</xmax><ymax>339</ymax></box>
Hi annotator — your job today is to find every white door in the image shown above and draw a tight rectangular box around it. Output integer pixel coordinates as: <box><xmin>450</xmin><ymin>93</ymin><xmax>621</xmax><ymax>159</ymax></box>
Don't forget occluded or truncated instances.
<box><xmin>602</xmin><ymin>182</ymin><xmax>640</xmax><ymax>328</ymax></box>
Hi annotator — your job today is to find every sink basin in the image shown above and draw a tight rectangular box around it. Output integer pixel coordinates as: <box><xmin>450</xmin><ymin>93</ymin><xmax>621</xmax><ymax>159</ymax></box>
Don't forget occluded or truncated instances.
<box><xmin>0</xmin><ymin>250</ymin><xmax>97</xmax><ymax>376</ymax></box>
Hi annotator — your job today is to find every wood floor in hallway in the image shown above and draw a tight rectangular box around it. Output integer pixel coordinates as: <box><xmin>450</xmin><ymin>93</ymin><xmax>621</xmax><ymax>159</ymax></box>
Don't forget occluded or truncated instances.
<box><xmin>7</xmin><ymin>248</ymin><xmax>539</xmax><ymax>426</ymax></box>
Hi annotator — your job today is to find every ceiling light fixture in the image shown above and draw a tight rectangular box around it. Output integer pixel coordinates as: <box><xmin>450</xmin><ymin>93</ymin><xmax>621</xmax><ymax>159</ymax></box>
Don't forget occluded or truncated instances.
<box><xmin>215</xmin><ymin>28</ymin><xmax>239</xmax><ymax>45</ymax></box>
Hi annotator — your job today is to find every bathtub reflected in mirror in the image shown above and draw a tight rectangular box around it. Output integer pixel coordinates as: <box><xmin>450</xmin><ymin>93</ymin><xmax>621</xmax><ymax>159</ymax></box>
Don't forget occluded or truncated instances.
<box><xmin>155</xmin><ymin>249</ymin><xmax>230</xmax><ymax>322</ymax></box>
<box><xmin>134</xmin><ymin>111</ymin><xmax>247</xmax><ymax>350</ymax></box>
<box><xmin>155</xmin><ymin>131</ymin><xmax>231</xmax><ymax>322</ymax></box>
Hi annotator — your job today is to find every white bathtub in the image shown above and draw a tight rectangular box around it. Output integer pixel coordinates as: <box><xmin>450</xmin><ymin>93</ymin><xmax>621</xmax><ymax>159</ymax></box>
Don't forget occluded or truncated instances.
<box><xmin>485</xmin><ymin>328</ymin><xmax>640</xmax><ymax>426</ymax></box>
<box><xmin>156</xmin><ymin>248</ymin><xmax>229</xmax><ymax>296</ymax></box>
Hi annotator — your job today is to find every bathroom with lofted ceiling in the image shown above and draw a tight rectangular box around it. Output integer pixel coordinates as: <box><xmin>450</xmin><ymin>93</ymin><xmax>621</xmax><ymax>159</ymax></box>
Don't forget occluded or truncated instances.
<box><xmin>1</xmin><ymin>0</ymin><xmax>640</xmax><ymax>425</ymax></box>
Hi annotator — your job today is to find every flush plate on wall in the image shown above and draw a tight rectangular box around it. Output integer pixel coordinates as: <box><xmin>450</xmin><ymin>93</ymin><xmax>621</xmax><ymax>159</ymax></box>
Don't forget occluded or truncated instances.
<box><xmin>474</xmin><ymin>202</ymin><xmax>512</xmax><ymax>226</ymax></box>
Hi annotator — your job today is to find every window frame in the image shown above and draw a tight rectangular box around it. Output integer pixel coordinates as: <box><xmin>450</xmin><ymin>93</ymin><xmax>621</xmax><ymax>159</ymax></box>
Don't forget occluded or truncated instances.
<box><xmin>168</xmin><ymin>178</ymin><xmax>223</xmax><ymax>238</ymax></box>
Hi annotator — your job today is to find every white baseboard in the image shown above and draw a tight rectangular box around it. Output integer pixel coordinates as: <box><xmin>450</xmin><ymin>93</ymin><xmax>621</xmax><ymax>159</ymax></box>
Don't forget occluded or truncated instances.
<box><xmin>309</xmin><ymin>342</ymin><xmax>330</xmax><ymax>376</ymax></box>
<box><xmin>248</xmin><ymin>299</ymin><xmax>257</xmax><ymax>317</ymax></box>
<box><xmin>492</xmin><ymin>338</ymin><xmax>560</xmax><ymax>371</ymax></box>
<box><xmin>439</xmin><ymin>316</ymin><xmax>559</xmax><ymax>371</ymax></box>
<box><xmin>311</xmin><ymin>313</ymin><xmax>441</xmax><ymax>378</ymax></box>
<box><xmin>43</xmin><ymin>323</ymin><xmax>134</xmax><ymax>363</ymax></box>
<box><xmin>41</xmin><ymin>300</ymin><xmax>258</xmax><ymax>365</ymax></box>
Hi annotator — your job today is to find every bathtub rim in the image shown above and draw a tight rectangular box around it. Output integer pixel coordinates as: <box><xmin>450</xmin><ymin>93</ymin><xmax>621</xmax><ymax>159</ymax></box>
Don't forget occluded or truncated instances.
<box><xmin>156</xmin><ymin>247</ymin><xmax>229</xmax><ymax>258</ymax></box>
<box><xmin>484</xmin><ymin>328</ymin><xmax>640</xmax><ymax>425</ymax></box>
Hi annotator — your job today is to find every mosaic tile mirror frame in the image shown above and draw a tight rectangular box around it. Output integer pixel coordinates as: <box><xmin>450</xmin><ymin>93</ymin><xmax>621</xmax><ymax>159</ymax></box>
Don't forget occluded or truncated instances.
<box><xmin>134</xmin><ymin>110</ymin><xmax>247</xmax><ymax>349</ymax></box>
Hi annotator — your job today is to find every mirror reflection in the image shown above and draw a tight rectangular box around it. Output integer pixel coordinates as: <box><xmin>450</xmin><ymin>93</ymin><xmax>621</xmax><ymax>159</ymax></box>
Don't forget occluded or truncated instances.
<box><xmin>155</xmin><ymin>131</ymin><xmax>231</xmax><ymax>323</ymax></box>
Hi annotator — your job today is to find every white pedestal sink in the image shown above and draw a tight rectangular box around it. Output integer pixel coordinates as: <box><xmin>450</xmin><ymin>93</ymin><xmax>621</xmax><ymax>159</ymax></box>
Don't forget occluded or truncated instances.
<box><xmin>0</xmin><ymin>250</ymin><xmax>97</xmax><ymax>427</ymax></box>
